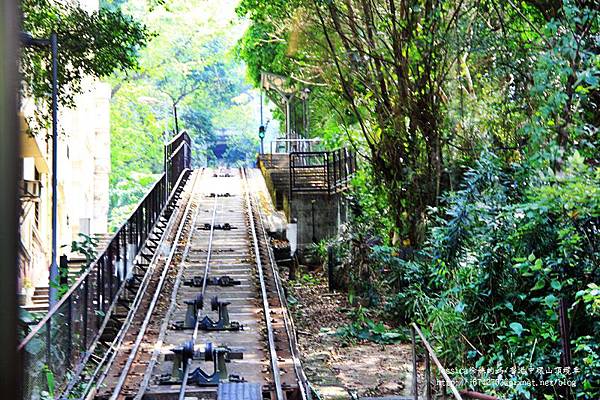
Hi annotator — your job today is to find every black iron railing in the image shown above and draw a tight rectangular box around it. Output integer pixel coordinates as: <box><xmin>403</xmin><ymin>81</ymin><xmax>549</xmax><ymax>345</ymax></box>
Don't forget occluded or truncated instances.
<box><xmin>289</xmin><ymin>148</ymin><xmax>356</xmax><ymax>196</ymax></box>
<box><xmin>18</xmin><ymin>133</ymin><xmax>192</xmax><ymax>399</ymax></box>
<box><xmin>165</xmin><ymin>131</ymin><xmax>192</xmax><ymax>195</ymax></box>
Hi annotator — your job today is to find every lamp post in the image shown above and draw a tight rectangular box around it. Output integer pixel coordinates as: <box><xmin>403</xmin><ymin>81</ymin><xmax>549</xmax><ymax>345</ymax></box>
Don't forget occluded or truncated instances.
<box><xmin>21</xmin><ymin>32</ymin><xmax>60</xmax><ymax>307</ymax></box>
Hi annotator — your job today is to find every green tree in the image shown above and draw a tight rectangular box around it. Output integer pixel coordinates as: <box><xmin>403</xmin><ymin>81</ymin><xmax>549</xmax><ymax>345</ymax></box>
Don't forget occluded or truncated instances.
<box><xmin>108</xmin><ymin>0</ymin><xmax>260</xmax><ymax>228</ymax></box>
<box><xmin>21</xmin><ymin>0</ymin><xmax>150</xmax><ymax>116</ymax></box>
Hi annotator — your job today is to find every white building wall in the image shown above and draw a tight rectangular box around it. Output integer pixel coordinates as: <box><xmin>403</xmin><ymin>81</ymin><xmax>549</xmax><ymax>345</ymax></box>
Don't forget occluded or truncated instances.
<box><xmin>18</xmin><ymin>0</ymin><xmax>111</xmax><ymax>292</ymax></box>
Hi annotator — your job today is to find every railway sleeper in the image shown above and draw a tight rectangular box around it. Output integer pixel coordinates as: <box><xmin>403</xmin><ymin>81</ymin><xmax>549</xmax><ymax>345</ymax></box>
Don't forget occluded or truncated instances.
<box><xmin>161</xmin><ymin>341</ymin><xmax>244</xmax><ymax>386</ymax></box>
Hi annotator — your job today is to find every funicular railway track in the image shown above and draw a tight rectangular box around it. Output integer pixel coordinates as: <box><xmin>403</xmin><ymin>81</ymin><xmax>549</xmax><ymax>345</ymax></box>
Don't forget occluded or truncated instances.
<box><xmin>87</xmin><ymin>169</ymin><xmax>203</xmax><ymax>399</ymax></box>
<box><xmin>81</xmin><ymin>168</ymin><xmax>309</xmax><ymax>400</ymax></box>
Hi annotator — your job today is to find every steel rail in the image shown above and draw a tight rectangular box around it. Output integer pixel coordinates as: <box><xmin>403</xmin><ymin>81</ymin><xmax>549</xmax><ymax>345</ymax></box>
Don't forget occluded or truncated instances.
<box><xmin>251</xmin><ymin>169</ymin><xmax>311</xmax><ymax>400</ymax></box>
<box><xmin>178</xmin><ymin>169</ymin><xmax>222</xmax><ymax>400</ymax></box>
<box><xmin>87</xmin><ymin>171</ymin><xmax>195</xmax><ymax>396</ymax></box>
<box><xmin>134</xmin><ymin>169</ymin><xmax>207</xmax><ymax>399</ymax></box>
<box><xmin>200</xmin><ymin>195</ymin><xmax>219</xmax><ymax>298</ymax></box>
<box><xmin>242</xmin><ymin>168</ymin><xmax>285</xmax><ymax>400</ymax></box>
<box><xmin>106</xmin><ymin>171</ymin><xmax>201</xmax><ymax>400</ymax></box>
<box><xmin>148</xmin><ymin>188</ymin><xmax>205</xmax><ymax>400</ymax></box>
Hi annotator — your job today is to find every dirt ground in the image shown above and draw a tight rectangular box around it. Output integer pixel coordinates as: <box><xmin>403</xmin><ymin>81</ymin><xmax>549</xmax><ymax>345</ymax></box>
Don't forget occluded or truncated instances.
<box><xmin>286</xmin><ymin>273</ymin><xmax>414</xmax><ymax>400</ymax></box>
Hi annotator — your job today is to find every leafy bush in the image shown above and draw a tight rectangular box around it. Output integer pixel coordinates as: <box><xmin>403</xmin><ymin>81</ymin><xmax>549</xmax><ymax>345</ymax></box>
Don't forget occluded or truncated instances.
<box><xmin>336</xmin><ymin>306</ymin><xmax>407</xmax><ymax>345</ymax></box>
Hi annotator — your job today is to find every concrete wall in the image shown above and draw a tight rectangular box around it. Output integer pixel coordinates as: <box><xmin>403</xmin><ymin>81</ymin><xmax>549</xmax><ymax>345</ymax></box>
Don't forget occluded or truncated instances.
<box><xmin>60</xmin><ymin>77</ymin><xmax>111</xmax><ymax>243</ymax></box>
<box><xmin>259</xmin><ymin>156</ymin><xmax>349</xmax><ymax>253</ymax></box>
<box><xmin>290</xmin><ymin>192</ymin><xmax>348</xmax><ymax>251</ymax></box>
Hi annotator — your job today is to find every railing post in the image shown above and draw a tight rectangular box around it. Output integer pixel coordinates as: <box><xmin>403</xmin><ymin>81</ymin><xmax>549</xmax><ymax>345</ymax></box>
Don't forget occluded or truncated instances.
<box><xmin>289</xmin><ymin>153</ymin><xmax>294</xmax><ymax>200</ymax></box>
<box><xmin>46</xmin><ymin>318</ymin><xmax>51</xmax><ymax>369</ymax></box>
<box><xmin>426</xmin><ymin>351</ymin><xmax>432</xmax><ymax>400</ymax></box>
<box><xmin>332</xmin><ymin>151</ymin><xmax>337</xmax><ymax>191</ymax></box>
<box><xmin>67</xmin><ymin>295</ymin><xmax>73</xmax><ymax>369</ymax></box>
<box><xmin>411</xmin><ymin>325</ymin><xmax>418</xmax><ymax>400</ymax></box>
<box><xmin>325</xmin><ymin>153</ymin><xmax>331</xmax><ymax>195</ymax></box>
<box><xmin>343</xmin><ymin>148</ymin><xmax>348</xmax><ymax>184</ymax></box>
<box><xmin>110</xmin><ymin>241</ymin><xmax>115</xmax><ymax>300</ymax></box>
<box><xmin>122</xmin><ymin>229</ymin><xmax>127</xmax><ymax>284</ymax></box>
<box><xmin>83</xmin><ymin>277</ymin><xmax>88</xmax><ymax>347</ymax></box>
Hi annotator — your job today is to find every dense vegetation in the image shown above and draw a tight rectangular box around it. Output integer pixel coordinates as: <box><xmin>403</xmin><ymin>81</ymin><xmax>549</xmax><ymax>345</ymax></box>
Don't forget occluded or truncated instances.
<box><xmin>237</xmin><ymin>1</ymin><xmax>599</xmax><ymax>398</ymax></box>
<box><xmin>106</xmin><ymin>0</ymin><xmax>260</xmax><ymax>229</ymax></box>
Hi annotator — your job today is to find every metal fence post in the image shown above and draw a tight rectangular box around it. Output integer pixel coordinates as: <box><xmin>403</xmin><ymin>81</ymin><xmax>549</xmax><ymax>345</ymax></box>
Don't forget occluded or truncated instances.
<box><xmin>327</xmin><ymin>246</ymin><xmax>335</xmax><ymax>292</ymax></box>
<box><xmin>426</xmin><ymin>352</ymin><xmax>432</xmax><ymax>400</ymax></box>
<box><xmin>289</xmin><ymin>153</ymin><xmax>294</xmax><ymax>200</ymax></box>
<box><xmin>83</xmin><ymin>278</ymin><xmax>88</xmax><ymax>347</ymax></box>
<box><xmin>332</xmin><ymin>151</ymin><xmax>337</xmax><ymax>190</ymax></box>
<box><xmin>67</xmin><ymin>295</ymin><xmax>73</xmax><ymax>369</ymax></box>
<box><xmin>325</xmin><ymin>153</ymin><xmax>331</xmax><ymax>195</ymax></box>
<box><xmin>411</xmin><ymin>326</ymin><xmax>418</xmax><ymax>400</ymax></box>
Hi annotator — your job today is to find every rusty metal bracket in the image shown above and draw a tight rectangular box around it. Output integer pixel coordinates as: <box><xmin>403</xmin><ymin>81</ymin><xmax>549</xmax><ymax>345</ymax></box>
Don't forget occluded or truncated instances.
<box><xmin>198</xmin><ymin>296</ymin><xmax>242</xmax><ymax>331</ymax></box>
<box><xmin>173</xmin><ymin>296</ymin><xmax>242</xmax><ymax>331</ymax></box>
<box><xmin>199</xmin><ymin>223</ymin><xmax>237</xmax><ymax>231</ymax></box>
<box><xmin>161</xmin><ymin>341</ymin><xmax>244</xmax><ymax>386</ymax></box>
<box><xmin>173</xmin><ymin>294</ymin><xmax>204</xmax><ymax>330</ymax></box>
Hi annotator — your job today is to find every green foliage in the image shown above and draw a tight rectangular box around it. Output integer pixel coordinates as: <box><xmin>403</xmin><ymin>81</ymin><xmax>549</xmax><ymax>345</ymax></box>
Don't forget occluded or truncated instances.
<box><xmin>71</xmin><ymin>233</ymin><xmax>99</xmax><ymax>270</ymax></box>
<box><xmin>221</xmin><ymin>131</ymin><xmax>259</xmax><ymax>167</ymax></box>
<box><xmin>237</xmin><ymin>1</ymin><xmax>599</xmax><ymax>397</ymax></box>
<box><xmin>524</xmin><ymin>2</ymin><xmax>599</xmax><ymax>166</ymax></box>
<box><xmin>42</xmin><ymin>365</ymin><xmax>55</xmax><ymax>398</ymax></box>
<box><xmin>21</xmin><ymin>0</ymin><xmax>150</xmax><ymax>113</ymax></box>
<box><xmin>108</xmin><ymin>0</ymin><xmax>260</xmax><ymax>228</ymax></box>
<box><xmin>298</xmin><ymin>272</ymin><xmax>322</xmax><ymax>286</ymax></box>
<box><xmin>371</xmin><ymin>151</ymin><xmax>599</xmax><ymax>398</ymax></box>
<box><xmin>336</xmin><ymin>306</ymin><xmax>407</xmax><ymax>345</ymax></box>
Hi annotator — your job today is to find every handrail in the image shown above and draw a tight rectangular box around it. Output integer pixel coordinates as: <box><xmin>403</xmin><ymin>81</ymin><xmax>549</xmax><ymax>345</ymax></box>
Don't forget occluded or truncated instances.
<box><xmin>18</xmin><ymin>179</ymin><xmax>161</xmax><ymax>350</ymax></box>
<box><xmin>288</xmin><ymin>147</ymin><xmax>356</xmax><ymax>196</ymax></box>
<box><xmin>18</xmin><ymin>140</ymin><xmax>191</xmax><ymax>350</ymax></box>
<box><xmin>166</xmin><ymin>141</ymin><xmax>187</xmax><ymax>163</ymax></box>
<box><xmin>410</xmin><ymin>323</ymin><xmax>499</xmax><ymax>400</ymax></box>
<box><xmin>19</xmin><ymin>132</ymin><xmax>192</xmax><ymax>399</ymax></box>
<box><xmin>17</xmin><ymin>170</ymin><xmax>185</xmax><ymax>350</ymax></box>
<box><xmin>411</xmin><ymin>323</ymin><xmax>463</xmax><ymax>400</ymax></box>
<box><xmin>270</xmin><ymin>138</ymin><xmax>322</xmax><ymax>154</ymax></box>
<box><xmin>273</xmin><ymin>138</ymin><xmax>321</xmax><ymax>142</ymax></box>
<box><xmin>164</xmin><ymin>130</ymin><xmax>190</xmax><ymax>147</ymax></box>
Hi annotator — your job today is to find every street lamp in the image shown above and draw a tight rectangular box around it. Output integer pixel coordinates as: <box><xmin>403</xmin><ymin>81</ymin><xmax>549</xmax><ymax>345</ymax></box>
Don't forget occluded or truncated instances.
<box><xmin>21</xmin><ymin>31</ymin><xmax>60</xmax><ymax>307</ymax></box>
